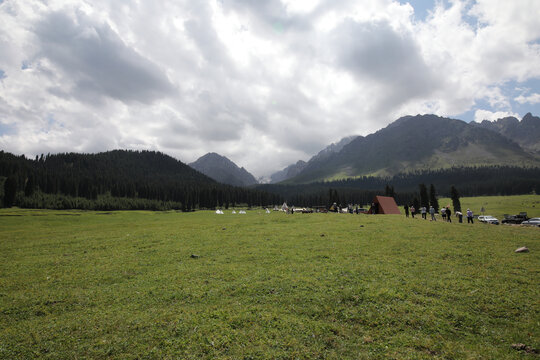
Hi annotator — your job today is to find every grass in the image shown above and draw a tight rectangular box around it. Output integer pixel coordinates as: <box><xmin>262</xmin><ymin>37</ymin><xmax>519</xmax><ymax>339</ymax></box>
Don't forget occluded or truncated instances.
<box><xmin>0</xmin><ymin>198</ymin><xmax>539</xmax><ymax>359</ymax></box>
<box><xmin>438</xmin><ymin>194</ymin><xmax>540</xmax><ymax>220</ymax></box>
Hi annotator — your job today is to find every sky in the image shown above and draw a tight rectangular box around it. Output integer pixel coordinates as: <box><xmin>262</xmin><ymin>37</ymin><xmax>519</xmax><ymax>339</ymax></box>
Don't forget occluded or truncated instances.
<box><xmin>0</xmin><ymin>0</ymin><xmax>539</xmax><ymax>178</ymax></box>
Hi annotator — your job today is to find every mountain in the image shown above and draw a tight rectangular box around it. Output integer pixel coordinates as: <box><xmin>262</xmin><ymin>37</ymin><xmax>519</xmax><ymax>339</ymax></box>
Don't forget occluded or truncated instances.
<box><xmin>189</xmin><ymin>152</ymin><xmax>258</xmax><ymax>187</ymax></box>
<box><xmin>286</xmin><ymin>114</ymin><xmax>540</xmax><ymax>183</ymax></box>
<box><xmin>472</xmin><ymin>112</ymin><xmax>540</xmax><ymax>154</ymax></box>
<box><xmin>269</xmin><ymin>136</ymin><xmax>357</xmax><ymax>183</ymax></box>
<box><xmin>270</xmin><ymin>160</ymin><xmax>307</xmax><ymax>183</ymax></box>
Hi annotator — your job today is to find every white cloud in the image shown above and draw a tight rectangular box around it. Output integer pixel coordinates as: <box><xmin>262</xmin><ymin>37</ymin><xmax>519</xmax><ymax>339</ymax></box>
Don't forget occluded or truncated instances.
<box><xmin>474</xmin><ymin>109</ymin><xmax>519</xmax><ymax>122</ymax></box>
<box><xmin>515</xmin><ymin>93</ymin><xmax>540</xmax><ymax>105</ymax></box>
<box><xmin>0</xmin><ymin>0</ymin><xmax>539</xmax><ymax>177</ymax></box>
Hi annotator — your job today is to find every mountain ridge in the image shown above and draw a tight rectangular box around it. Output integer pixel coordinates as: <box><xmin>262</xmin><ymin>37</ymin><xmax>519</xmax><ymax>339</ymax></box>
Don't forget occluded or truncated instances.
<box><xmin>472</xmin><ymin>112</ymin><xmax>540</xmax><ymax>154</ymax></box>
<box><xmin>269</xmin><ymin>135</ymin><xmax>358</xmax><ymax>183</ymax></box>
<box><xmin>285</xmin><ymin>114</ymin><xmax>540</xmax><ymax>183</ymax></box>
<box><xmin>189</xmin><ymin>152</ymin><xmax>258</xmax><ymax>187</ymax></box>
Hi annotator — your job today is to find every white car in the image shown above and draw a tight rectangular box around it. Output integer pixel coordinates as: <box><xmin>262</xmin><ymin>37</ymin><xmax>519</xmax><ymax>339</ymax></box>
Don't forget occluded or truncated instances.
<box><xmin>477</xmin><ymin>215</ymin><xmax>499</xmax><ymax>225</ymax></box>
<box><xmin>521</xmin><ymin>217</ymin><xmax>540</xmax><ymax>227</ymax></box>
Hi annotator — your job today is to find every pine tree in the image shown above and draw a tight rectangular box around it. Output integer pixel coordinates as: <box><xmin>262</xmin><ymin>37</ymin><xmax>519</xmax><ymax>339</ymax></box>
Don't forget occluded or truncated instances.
<box><xmin>450</xmin><ymin>185</ymin><xmax>461</xmax><ymax>212</ymax></box>
<box><xmin>429</xmin><ymin>184</ymin><xmax>439</xmax><ymax>212</ymax></box>
<box><xmin>413</xmin><ymin>197</ymin><xmax>420</xmax><ymax>212</ymax></box>
<box><xmin>24</xmin><ymin>176</ymin><xmax>35</xmax><ymax>197</ymax></box>
<box><xmin>419</xmin><ymin>183</ymin><xmax>429</xmax><ymax>208</ymax></box>
<box><xmin>3</xmin><ymin>177</ymin><xmax>17</xmax><ymax>208</ymax></box>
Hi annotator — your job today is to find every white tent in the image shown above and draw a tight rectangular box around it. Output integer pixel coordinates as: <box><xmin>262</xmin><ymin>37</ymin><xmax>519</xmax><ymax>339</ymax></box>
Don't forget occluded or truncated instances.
<box><xmin>232</xmin><ymin>210</ymin><xmax>237</xmax><ymax>214</ymax></box>
<box><xmin>215</xmin><ymin>209</ymin><xmax>224</xmax><ymax>214</ymax></box>
<box><xmin>281</xmin><ymin>202</ymin><xmax>288</xmax><ymax>211</ymax></box>
<box><xmin>265</xmin><ymin>208</ymin><xmax>270</xmax><ymax>214</ymax></box>
<box><xmin>239</xmin><ymin>210</ymin><xmax>247</xmax><ymax>214</ymax></box>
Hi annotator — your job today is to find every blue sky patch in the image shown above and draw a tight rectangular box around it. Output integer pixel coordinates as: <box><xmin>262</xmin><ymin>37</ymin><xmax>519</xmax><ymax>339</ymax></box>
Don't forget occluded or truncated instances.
<box><xmin>0</xmin><ymin>122</ymin><xmax>14</xmax><ymax>136</ymax></box>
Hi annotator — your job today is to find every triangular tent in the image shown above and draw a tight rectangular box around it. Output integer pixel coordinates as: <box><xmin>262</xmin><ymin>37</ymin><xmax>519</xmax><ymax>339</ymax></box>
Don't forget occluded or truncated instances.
<box><xmin>369</xmin><ymin>196</ymin><xmax>401</xmax><ymax>214</ymax></box>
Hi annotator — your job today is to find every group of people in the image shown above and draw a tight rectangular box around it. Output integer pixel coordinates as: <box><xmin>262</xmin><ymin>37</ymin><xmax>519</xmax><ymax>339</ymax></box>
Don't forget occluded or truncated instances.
<box><xmin>404</xmin><ymin>204</ymin><xmax>474</xmax><ymax>223</ymax></box>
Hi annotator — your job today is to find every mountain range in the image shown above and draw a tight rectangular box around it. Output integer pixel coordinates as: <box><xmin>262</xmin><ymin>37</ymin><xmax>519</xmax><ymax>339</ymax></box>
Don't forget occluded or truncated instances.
<box><xmin>189</xmin><ymin>152</ymin><xmax>258</xmax><ymax>187</ymax></box>
<box><xmin>472</xmin><ymin>112</ymin><xmax>540</xmax><ymax>154</ymax></box>
<box><xmin>272</xmin><ymin>113</ymin><xmax>540</xmax><ymax>184</ymax></box>
<box><xmin>187</xmin><ymin>113</ymin><xmax>540</xmax><ymax>186</ymax></box>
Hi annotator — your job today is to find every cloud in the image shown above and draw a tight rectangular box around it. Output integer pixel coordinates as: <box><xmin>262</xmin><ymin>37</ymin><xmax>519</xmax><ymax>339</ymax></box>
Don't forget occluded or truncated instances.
<box><xmin>0</xmin><ymin>0</ymin><xmax>539</xmax><ymax>177</ymax></box>
<box><xmin>515</xmin><ymin>93</ymin><xmax>540</xmax><ymax>105</ymax></box>
<box><xmin>474</xmin><ymin>109</ymin><xmax>519</xmax><ymax>122</ymax></box>
<box><xmin>328</xmin><ymin>19</ymin><xmax>439</xmax><ymax>112</ymax></box>
<box><xmin>35</xmin><ymin>11</ymin><xmax>175</xmax><ymax>104</ymax></box>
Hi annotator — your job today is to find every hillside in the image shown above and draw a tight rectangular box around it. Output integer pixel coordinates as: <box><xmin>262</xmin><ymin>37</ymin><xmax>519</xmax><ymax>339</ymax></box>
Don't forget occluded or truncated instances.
<box><xmin>0</xmin><ymin>150</ymin><xmax>280</xmax><ymax>210</ymax></box>
<box><xmin>270</xmin><ymin>160</ymin><xmax>307</xmax><ymax>183</ymax></box>
<box><xmin>189</xmin><ymin>153</ymin><xmax>258</xmax><ymax>187</ymax></box>
<box><xmin>473</xmin><ymin>112</ymin><xmax>540</xmax><ymax>154</ymax></box>
<box><xmin>287</xmin><ymin>114</ymin><xmax>540</xmax><ymax>183</ymax></box>
<box><xmin>270</xmin><ymin>136</ymin><xmax>357</xmax><ymax>183</ymax></box>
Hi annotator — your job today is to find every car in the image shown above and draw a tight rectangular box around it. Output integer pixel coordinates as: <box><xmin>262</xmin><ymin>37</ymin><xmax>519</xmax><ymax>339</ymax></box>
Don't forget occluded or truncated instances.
<box><xmin>521</xmin><ymin>217</ymin><xmax>540</xmax><ymax>227</ymax></box>
<box><xmin>477</xmin><ymin>215</ymin><xmax>499</xmax><ymax>225</ymax></box>
<box><xmin>501</xmin><ymin>212</ymin><xmax>529</xmax><ymax>224</ymax></box>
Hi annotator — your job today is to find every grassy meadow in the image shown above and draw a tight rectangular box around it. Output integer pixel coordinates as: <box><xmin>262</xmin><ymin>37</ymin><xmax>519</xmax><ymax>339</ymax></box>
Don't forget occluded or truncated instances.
<box><xmin>1</xmin><ymin>196</ymin><xmax>539</xmax><ymax>359</ymax></box>
<box><xmin>438</xmin><ymin>194</ymin><xmax>540</xmax><ymax>220</ymax></box>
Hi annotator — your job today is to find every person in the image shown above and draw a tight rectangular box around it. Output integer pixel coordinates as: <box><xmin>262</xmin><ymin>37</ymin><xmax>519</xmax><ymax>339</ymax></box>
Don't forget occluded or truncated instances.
<box><xmin>410</xmin><ymin>205</ymin><xmax>415</xmax><ymax>218</ymax></box>
<box><xmin>441</xmin><ymin>209</ymin><xmax>446</xmax><ymax>221</ymax></box>
<box><xmin>446</xmin><ymin>207</ymin><xmax>452</xmax><ymax>222</ymax></box>
<box><xmin>467</xmin><ymin>208</ymin><xmax>474</xmax><ymax>224</ymax></box>
<box><xmin>421</xmin><ymin>206</ymin><xmax>427</xmax><ymax>219</ymax></box>
<box><xmin>456</xmin><ymin>211</ymin><xmax>463</xmax><ymax>223</ymax></box>
<box><xmin>429</xmin><ymin>206</ymin><xmax>436</xmax><ymax>221</ymax></box>
<box><xmin>404</xmin><ymin>204</ymin><xmax>409</xmax><ymax>218</ymax></box>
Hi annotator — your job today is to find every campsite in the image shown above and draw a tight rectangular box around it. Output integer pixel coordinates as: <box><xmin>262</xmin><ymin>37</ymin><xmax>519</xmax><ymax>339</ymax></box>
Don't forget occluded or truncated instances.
<box><xmin>1</xmin><ymin>194</ymin><xmax>538</xmax><ymax>359</ymax></box>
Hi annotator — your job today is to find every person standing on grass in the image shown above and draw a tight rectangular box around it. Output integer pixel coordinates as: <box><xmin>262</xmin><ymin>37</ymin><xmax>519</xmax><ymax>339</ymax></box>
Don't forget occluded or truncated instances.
<box><xmin>421</xmin><ymin>206</ymin><xmax>427</xmax><ymax>219</ymax></box>
<box><xmin>442</xmin><ymin>208</ymin><xmax>446</xmax><ymax>221</ymax></box>
<box><xmin>467</xmin><ymin>208</ymin><xmax>474</xmax><ymax>224</ymax></box>
<box><xmin>404</xmin><ymin>204</ymin><xmax>409</xmax><ymax>218</ymax></box>
<box><xmin>429</xmin><ymin>206</ymin><xmax>436</xmax><ymax>221</ymax></box>
<box><xmin>410</xmin><ymin>205</ymin><xmax>415</xmax><ymax>218</ymax></box>
<box><xmin>446</xmin><ymin>207</ymin><xmax>452</xmax><ymax>222</ymax></box>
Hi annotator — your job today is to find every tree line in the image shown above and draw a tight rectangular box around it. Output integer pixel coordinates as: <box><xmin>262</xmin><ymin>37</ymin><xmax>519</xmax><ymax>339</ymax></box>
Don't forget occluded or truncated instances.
<box><xmin>1</xmin><ymin>150</ymin><xmax>538</xmax><ymax>210</ymax></box>
<box><xmin>257</xmin><ymin>165</ymin><xmax>539</xmax><ymax>207</ymax></box>
<box><xmin>0</xmin><ymin>150</ymin><xmax>282</xmax><ymax>210</ymax></box>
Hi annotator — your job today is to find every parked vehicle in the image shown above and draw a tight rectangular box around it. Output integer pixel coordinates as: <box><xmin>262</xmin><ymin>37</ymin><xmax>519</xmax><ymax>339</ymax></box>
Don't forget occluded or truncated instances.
<box><xmin>478</xmin><ymin>215</ymin><xmax>500</xmax><ymax>225</ymax></box>
<box><xmin>521</xmin><ymin>217</ymin><xmax>540</xmax><ymax>227</ymax></box>
<box><xmin>501</xmin><ymin>212</ymin><xmax>529</xmax><ymax>224</ymax></box>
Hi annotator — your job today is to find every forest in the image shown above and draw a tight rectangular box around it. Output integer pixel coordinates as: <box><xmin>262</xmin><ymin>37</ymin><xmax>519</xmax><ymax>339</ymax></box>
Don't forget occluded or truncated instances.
<box><xmin>257</xmin><ymin>166</ymin><xmax>540</xmax><ymax>207</ymax></box>
<box><xmin>0</xmin><ymin>150</ymin><xmax>281</xmax><ymax>210</ymax></box>
<box><xmin>1</xmin><ymin>150</ymin><xmax>539</xmax><ymax>210</ymax></box>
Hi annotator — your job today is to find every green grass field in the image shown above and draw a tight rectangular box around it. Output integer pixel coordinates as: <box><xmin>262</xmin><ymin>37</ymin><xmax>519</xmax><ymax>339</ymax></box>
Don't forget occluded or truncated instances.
<box><xmin>1</xmin><ymin>197</ymin><xmax>539</xmax><ymax>359</ymax></box>
<box><xmin>438</xmin><ymin>194</ymin><xmax>540</xmax><ymax>221</ymax></box>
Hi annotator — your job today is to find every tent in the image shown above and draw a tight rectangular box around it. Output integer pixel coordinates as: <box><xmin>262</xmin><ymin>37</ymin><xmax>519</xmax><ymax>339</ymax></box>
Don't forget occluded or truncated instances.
<box><xmin>281</xmin><ymin>202</ymin><xmax>288</xmax><ymax>211</ymax></box>
<box><xmin>368</xmin><ymin>196</ymin><xmax>401</xmax><ymax>214</ymax></box>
